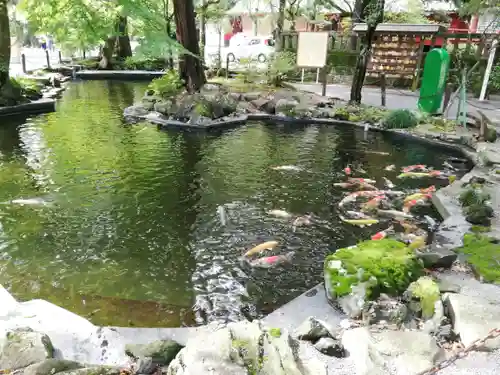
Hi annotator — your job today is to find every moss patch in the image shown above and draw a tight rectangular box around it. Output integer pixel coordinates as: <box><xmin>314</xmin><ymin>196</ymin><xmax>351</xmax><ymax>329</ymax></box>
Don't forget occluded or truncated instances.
<box><xmin>458</xmin><ymin>234</ymin><xmax>500</xmax><ymax>283</ymax></box>
<box><xmin>324</xmin><ymin>239</ymin><xmax>424</xmax><ymax>300</ymax></box>
<box><xmin>407</xmin><ymin>276</ymin><xmax>440</xmax><ymax>319</ymax></box>
<box><xmin>268</xmin><ymin>328</ymin><xmax>281</xmax><ymax>338</ymax></box>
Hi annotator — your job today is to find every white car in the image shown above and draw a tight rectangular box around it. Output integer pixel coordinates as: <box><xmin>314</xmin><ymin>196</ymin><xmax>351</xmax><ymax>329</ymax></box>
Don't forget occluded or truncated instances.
<box><xmin>222</xmin><ymin>35</ymin><xmax>275</xmax><ymax>63</ymax></box>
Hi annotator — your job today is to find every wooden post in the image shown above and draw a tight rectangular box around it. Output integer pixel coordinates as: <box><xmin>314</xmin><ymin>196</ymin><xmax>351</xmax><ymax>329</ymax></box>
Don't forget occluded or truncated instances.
<box><xmin>83</xmin><ymin>50</ymin><xmax>86</xmax><ymax>59</ymax></box>
<box><xmin>45</xmin><ymin>50</ymin><xmax>51</xmax><ymax>69</ymax></box>
<box><xmin>225</xmin><ymin>54</ymin><xmax>229</xmax><ymax>79</ymax></box>
<box><xmin>442</xmin><ymin>83</ymin><xmax>452</xmax><ymax>112</ymax></box>
<box><xmin>321</xmin><ymin>66</ymin><xmax>327</xmax><ymax>96</ymax></box>
<box><xmin>411</xmin><ymin>38</ymin><xmax>426</xmax><ymax>92</ymax></box>
<box><xmin>21</xmin><ymin>53</ymin><xmax>26</xmax><ymax>74</ymax></box>
<box><xmin>380</xmin><ymin>73</ymin><xmax>386</xmax><ymax>107</ymax></box>
<box><xmin>58</xmin><ymin>51</ymin><xmax>62</xmax><ymax>64</ymax></box>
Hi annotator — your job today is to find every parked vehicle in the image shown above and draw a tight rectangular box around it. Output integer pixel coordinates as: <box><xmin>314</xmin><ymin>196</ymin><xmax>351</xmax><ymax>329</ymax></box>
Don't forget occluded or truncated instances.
<box><xmin>222</xmin><ymin>35</ymin><xmax>275</xmax><ymax>63</ymax></box>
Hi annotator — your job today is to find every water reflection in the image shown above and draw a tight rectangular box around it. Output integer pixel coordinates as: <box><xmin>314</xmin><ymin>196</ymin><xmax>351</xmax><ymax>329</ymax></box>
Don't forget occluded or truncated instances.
<box><xmin>0</xmin><ymin>81</ymin><xmax>470</xmax><ymax>327</ymax></box>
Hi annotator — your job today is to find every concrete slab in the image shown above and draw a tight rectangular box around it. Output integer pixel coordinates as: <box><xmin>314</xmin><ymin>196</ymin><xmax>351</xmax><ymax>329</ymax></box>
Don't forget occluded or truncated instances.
<box><xmin>0</xmin><ymin>98</ymin><xmax>55</xmax><ymax>117</ymax></box>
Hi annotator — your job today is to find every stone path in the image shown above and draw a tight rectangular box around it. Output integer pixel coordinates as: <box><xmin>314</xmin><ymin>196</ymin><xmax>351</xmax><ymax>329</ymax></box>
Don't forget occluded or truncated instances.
<box><xmin>290</xmin><ymin>82</ymin><xmax>500</xmax><ymax>125</ymax></box>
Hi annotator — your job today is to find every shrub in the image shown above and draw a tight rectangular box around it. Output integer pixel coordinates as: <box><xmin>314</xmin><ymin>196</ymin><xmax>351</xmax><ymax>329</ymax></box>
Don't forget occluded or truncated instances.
<box><xmin>266</xmin><ymin>51</ymin><xmax>296</xmax><ymax>87</ymax></box>
<box><xmin>382</xmin><ymin>109</ymin><xmax>418</xmax><ymax>129</ymax></box>
<box><xmin>148</xmin><ymin>70</ymin><xmax>184</xmax><ymax>98</ymax></box>
<box><xmin>491</xmin><ymin>64</ymin><xmax>500</xmax><ymax>91</ymax></box>
<box><xmin>123</xmin><ymin>57</ymin><xmax>166</xmax><ymax>71</ymax></box>
<box><xmin>458</xmin><ymin>188</ymin><xmax>490</xmax><ymax>207</ymax></box>
<box><xmin>235</xmin><ymin>58</ymin><xmax>261</xmax><ymax>84</ymax></box>
<box><xmin>464</xmin><ymin>204</ymin><xmax>494</xmax><ymax>226</ymax></box>
<box><xmin>406</xmin><ymin>276</ymin><xmax>440</xmax><ymax>319</ymax></box>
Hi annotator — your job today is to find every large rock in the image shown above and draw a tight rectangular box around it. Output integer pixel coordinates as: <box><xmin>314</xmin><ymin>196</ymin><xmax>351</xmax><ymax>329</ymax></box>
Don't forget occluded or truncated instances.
<box><xmin>125</xmin><ymin>340</ymin><xmax>182</xmax><ymax>367</ymax></box>
<box><xmin>324</xmin><ymin>239</ymin><xmax>424</xmax><ymax>318</ymax></box>
<box><xmin>23</xmin><ymin>359</ymin><xmax>83</xmax><ymax>375</ymax></box>
<box><xmin>0</xmin><ymin>285</ymin><xmax>18</xmax><ymax>316</ymax></box>
<box><xmin>166</xmin><ymin>320</ymin><xmax>327</xmax><ymax>375</ymax></box>
<box><xmin>294</xmin><ymin>316</ymin><xmax>337</xmax><ymax>342</ymax></box>
<box><xmin>415</xmin><ymin>246</ymin><xmax>457</xmax><ymax>269</ymax></box>
<box><xmin>342</xmin><ymin>328</ymin><xmax>445</xmax><ymax>375</ymax></box>
<box><xmin>274</xmin><ymin>98</ymin><xmax>299</xmax><ymax>116</ymax></box>
<box><xmin>444</xmin><ymin>293</ymin><xmax>500</xmax><ymax>350</ymax></box>
<box><xmin>362</xmin><ymin>294</ymin><xmax>407</xmax><ymax>326</ymax></box>
<box><xmin>123</xmin><ymin>105</ymin><xmax>149</xmax><ymax>119</ymax></box>
<box><xmin>0</xmin><ymin>328</ymin><xmax>54</xmax><ymax>370</ymax></box>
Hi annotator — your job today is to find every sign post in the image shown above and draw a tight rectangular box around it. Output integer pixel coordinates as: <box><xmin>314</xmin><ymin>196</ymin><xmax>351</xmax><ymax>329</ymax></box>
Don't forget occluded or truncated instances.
<box><xmin>417</xmin><ymin>48</ymin><xmax>450</xmax><ymax>114</ymax></box>
<box><xmin>297</xmin><ymin>32</ymin><xmax>329</xmax><ymax>96</ymax></box>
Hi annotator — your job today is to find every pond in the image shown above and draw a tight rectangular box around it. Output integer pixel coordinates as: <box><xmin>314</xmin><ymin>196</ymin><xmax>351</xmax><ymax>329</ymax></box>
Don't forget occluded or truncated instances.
<box><xmin>0</xmin><ymin>80</ymin><xmax>469</xmax><ymax>328</ymax></box>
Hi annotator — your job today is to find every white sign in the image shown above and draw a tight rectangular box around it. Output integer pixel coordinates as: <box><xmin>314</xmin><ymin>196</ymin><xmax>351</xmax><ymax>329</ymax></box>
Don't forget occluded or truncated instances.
<box><xmin>297</xmin><ymin>32</ymin><xmax>329</xmax><ymax>68</ymax></box>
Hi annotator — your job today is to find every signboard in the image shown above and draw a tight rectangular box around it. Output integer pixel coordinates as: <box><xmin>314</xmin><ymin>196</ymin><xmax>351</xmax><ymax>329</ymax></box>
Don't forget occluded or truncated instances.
<box><xmin>297</xmin><ymin>32</ymin><xmax>329</xmax><ymax>68</ymax></box>
<box><xmin>418</xmin><ymin>48</ymin><xmax>450</xmax><ymax>114</ymax></box>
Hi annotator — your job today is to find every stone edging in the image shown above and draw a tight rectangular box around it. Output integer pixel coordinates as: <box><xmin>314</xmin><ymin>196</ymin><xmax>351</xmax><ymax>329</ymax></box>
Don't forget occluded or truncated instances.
<box><xmin>0</xmin><ymin>98</ymin><xmax>56</xmax><ymax>118</ymax></box>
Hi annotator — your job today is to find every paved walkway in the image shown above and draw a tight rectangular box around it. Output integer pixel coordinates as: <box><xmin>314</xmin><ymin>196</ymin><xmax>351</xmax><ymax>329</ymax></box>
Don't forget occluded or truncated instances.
<box><xmin>290</xmin><ymin>82</ymin><xmax>500</xmax><ymax>124</ymax></box>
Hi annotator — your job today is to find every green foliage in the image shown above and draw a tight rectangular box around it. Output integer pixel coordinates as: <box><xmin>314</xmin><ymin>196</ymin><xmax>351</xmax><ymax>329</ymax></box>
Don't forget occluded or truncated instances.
<box><xmin>407</xmin><ymin>276</ymin><xmax>440</xmax><ymax>319</ymax></box>
<box><xmin>266</xmin><ymin>52</ymin><xmax>296</xmax><ymax>87</ymax></box>
<box><xmin>464</xmin><ymin>204</ymin><xmax>494</xmax><ymax>226</ymax></box>
<box><xmin>123</xmin><ymin>57</ymin><xmax>166</xmax><ymax>71</ymax></box>
<box><xmin>458</xmin><ymin>187</ymin><xmax>490</xmax><ymax>207</ymax></box>
<box><xmin>74</xmin><ymin>59</ymin><xmax>100</xmax><ymax>70</ymax></box>
<box><xmin>459</xmin><ymin>234</ymin><xmax>500</xmax><ymax>283</ymax></box>
<box><xmin>234</xmin><ymin>58</ymin><xmax>261</xmax><ymax>85</ymax></box>
<box><xmin>148</xmin><ymin>70</ymin><xmax>184</xmax><ymax>98</ymax></box>
<box><xmin>491</xmin><ymin>65</ymin><xmax>500</xmax><ymax>91</ymax></box>
<box><xmin>382</xmin><ymin>109</ymin><xmax>418</xmax><ymax>129</ymax></box>
<box><xmin>268</xmin><ymin>328</ymin><xmax>281</xmax><ymax>338</ymax></box>
<box><xmin>470</xmin><ymin>225</ymin><xmax>491</xmax><ymax>233</ymax></box>
<box><xmin>324</xmin><ymin>239</ymin><xmax>424</xmax><ymax>300</ymax></box>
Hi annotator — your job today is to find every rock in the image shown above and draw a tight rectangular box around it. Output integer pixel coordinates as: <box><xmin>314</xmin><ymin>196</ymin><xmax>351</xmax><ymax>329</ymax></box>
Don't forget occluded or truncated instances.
<box><xmin>415</xmin><ymin>246</ymin><xmax>457</xmax><ymax>269</ymax></box>
<box><xmin>294</xmin><ymin>316</ymin><xmax>336</xmax><ymax>342</ymax></box>
<box><xmin>124</xmin><ymin>105</ymin><xmax>149</xmax><ymax>118</ymax></box>
<box><xmin>243</xmin><ymin>92</ymin><xmax>261</xmax><ymax>102</ymax></box>
<box><xmin>422</xmin><ymin>300</ymin><xmax>445</xmax><ymax>334</ymax></box>
<box><xmin>437</xmin><ymin>279</ymin><xmax>461</xmax><ymax>294</ymax></box>
<box><xmin>154</xmin><ymin>100</ymin><xmax>176</xmax><ymax>115</ymax></box>
<box><xmin>0</xmin><ymin>284</ymin><xmax>18</xmax><ymax>316</ymax></box>
<box><xmin>125</xmin><ymin>340</ymin><xmax>182</xmax><ymax>366</ymax></box>
<box><xmin>0</xmin><ymin>328</ymin><xmax>54</xmax><ymax>370</ymax></box>
<box><xmin>235</xmin><ymin>101</ymin><xmax>254</xmax><ymax>114</ymax></box>
<box><xmin>342</xmin><ymin>328</ymin><xmax>445</xmax><ymax>375</ymax></box>
<box><xmin>228</xmin><ymin>92</ymin><xmax>242</xmax><ymax>101</ymax></box>
<box><xmin>313</xmin><ymin>337</ymin><xmax>345</xmax><ymax>358</ymax></box>
<box><xmin>166</xmin><ymin>320</ymin><xmax>327</xmax><ymax>375</ymax></box>
<box><xmin>23</xmin><ymin>359</ymin><xmax>83</xmax><ymax>375</ymax></box>
<box><xmin>444</xmin><ymin>293</ymin><xmax>500</xmax><ymax>350</ymax></box>
<box><xmin>404</xmin><ymin>276</ymin><xmax>441</xmax><ymax>319</ymax></box>
<box><xmin>324</xmin><ymin>239</ymin><xmax>423</xmax><ymax>318</ymax></box>
<box><xmin>250</xmin><ymin>97</ymin><xmax>272</xmax><ymax>112</ymax></box>
<box><xmin>55</xmin><ymin>367</ymin><xmax>121</xmax><ymax>375</ymax></box>
<box><xmin>136</xmin><ymin>357</ymin><xmax>156</xmax><ymax>374</ymax></box>
<box><xmin>362</xmin><ymin>294</ymin><xmax>407</xmax><ymax>326</ymax></box>
<box><xmin>274</xmin><ymin>98</ymin><xmax>298</xmax><ymax>116</ymax></box>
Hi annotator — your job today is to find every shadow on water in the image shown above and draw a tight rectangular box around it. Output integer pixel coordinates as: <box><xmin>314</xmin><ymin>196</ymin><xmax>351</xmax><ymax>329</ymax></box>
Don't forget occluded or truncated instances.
<box><xmin>0</xmin><ymin>81</ymin><xmax>471</xmax><ymax>327</ymax></box>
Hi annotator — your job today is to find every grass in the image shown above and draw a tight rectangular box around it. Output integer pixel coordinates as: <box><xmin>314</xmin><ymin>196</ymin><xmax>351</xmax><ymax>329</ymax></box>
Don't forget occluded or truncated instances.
<box><xmin>208</xmin><ymin>77</ymin><xmax>273</xmax><ymax>93</ymax></box>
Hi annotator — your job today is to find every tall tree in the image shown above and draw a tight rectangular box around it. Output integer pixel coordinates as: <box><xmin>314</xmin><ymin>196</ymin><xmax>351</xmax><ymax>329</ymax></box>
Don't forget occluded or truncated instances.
<box><xmin>349</xmin><ymin>0</ymin><xmax>384</xmax><ymax>104</ymax></box>
<box><xmin>0</xmin><ymin>0</ymin><xmax>10</xmax><ymax>88</ymax></box>
<box><xmin>173</xmin><ymin>0</ymin><xmax>206</xmax><ymax>92</ymax></box>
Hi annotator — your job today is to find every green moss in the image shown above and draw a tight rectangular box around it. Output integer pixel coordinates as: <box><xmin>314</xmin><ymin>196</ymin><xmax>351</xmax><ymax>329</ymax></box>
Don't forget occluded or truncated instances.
<box><xmin>193</xmin><ymin>101</ymin><xmax>213</xmax><ymax>117</ymax></box>
<box><xmin>407</xmin><ymin>276</ymin><xmax>440</xmax><ymax>319</ymax></box>
<box><xmin>464</xmin><ymin>204</ymin><xmax>494</xmax><ymax>226</ymax></box>
<box><xmin>324</xmin><ymin>239</ymin><xmax>424</xmax><ymax>300</ymax></box>
<box><xmin>28</xmin><ymin>359</ymin><xmax>83</xmax><ymax>375</ymax></box>
<box><xmin>458</xmin><ymin>234</ymin><xmax>500</xmax><ymax>283</ymax></box>
<box><xmin>458</xmin><ymin>188</ymin><xmax>490</xmax><ymax>207</ymax></box>
<box><xmin>232</xmin><ymin>339</ymin><xmax>250</xmax><ymax>349</ymax></box>
<box><xmin>268</xmin><ymin>328</ymin><xmax>281</xmax><ymax>338</ymax></box>
<box><xmin>471</xmin><ymin>225</ymin><xmax>491</xmax><ymax>233</ymax></box>
<box><xmin>382</xmin><ymin>109</ymin><xmax>418</xmax><ymax>129</ymax></box>
<box><xmin>333</xmin><ymin>107</ymin><xmax>350</xmax><ymax>121</ymax></box>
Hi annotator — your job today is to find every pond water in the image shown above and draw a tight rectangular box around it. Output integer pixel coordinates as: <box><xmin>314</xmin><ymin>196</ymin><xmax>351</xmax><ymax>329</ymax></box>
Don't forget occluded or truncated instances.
<box><xmin>0</xmin><ymin>80</ymin><xmax>469</xmax><ymax>327</ymax></box>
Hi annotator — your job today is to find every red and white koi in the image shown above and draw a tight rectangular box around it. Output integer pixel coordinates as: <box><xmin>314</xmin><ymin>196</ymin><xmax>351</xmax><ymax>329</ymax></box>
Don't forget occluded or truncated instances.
<box><xmin>385</xmin><ymin>164</ymin><xmax>396</xmax><ymax>171</ymax></box>
<box><xmin>371</xmin><ymin>225</ymin><xmax>394</xmax><ymax>240</ymax></box>
<box><xmin>344</xmin><ymin>166</ymin><xmax>352</xmax><ymax>175</ymax></box>
<box><xmin>249</xmin><ymin>252</ymin><xmax>295</xmax><ymax>268</ymax></box>
<box><xmin>404</xmin><ymin>192</ymin><xmax>432</xmax><ymax>204</ymax></box>
<box><xmin>397</xmin><ymin>171</ymin><xmax>442</xmax><ymax>179</ymax></box>
<box><xmin>402</xmin><ymin>164</ymin><xmax>428</xmax><ymax>173</ymax></box>
<box><xmin>340</xmin><ymin>216</ymin><xmax>379</xmax><ymax>227</ymax></box>
<box><xmin>420</xmin><ymin>185</ymin><xmax>436</xmax><ymax>194</ymax></box>
<box><xmin>377</xmin><ymin>209</ymin><xmax>414</xmax><ymax>220</ymax></box>
<box><xmin>338</xmin><ymin>191</ymin><xmax>385</xmax><ymax>208</ymax></box>
<box><xmin>362</xmin><ymin>195</ymin><xmax>386</xmax><ymax>211</ymax></box>
<box><xmin>348</xmin><ymin>177</ymin><xmax>377</xmax><ymax>184</ymax></box>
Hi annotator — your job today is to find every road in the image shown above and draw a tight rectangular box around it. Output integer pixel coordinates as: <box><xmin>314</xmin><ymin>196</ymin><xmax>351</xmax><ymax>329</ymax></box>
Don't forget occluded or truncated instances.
<box><xmin>9</xmin><ymin>47</ymin><xmax>63</xmax><ymax>76</ymax></box>
<box><xmin>290</xmin><ymin>82</ymin><xmax>500</xmax><ymax>125</ymax></box>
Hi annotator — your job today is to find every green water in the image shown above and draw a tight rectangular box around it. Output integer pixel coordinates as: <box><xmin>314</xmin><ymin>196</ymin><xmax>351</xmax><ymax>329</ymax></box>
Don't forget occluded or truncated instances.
<box><xmin>0</xmin><ymin>80</ymin><xmax>468</xmax><ymax>327</ymax></box>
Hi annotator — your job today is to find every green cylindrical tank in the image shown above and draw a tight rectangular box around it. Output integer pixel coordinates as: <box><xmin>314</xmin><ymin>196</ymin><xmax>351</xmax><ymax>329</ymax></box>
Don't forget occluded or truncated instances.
<box><xmin>418</xmin><ymin>48</ymin><xmax>450</xmax><ymax>114</ymax></box>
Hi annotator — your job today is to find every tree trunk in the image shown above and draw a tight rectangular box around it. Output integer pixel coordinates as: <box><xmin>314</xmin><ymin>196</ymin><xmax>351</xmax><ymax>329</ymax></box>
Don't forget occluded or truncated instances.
<box><xmin>173</xmin><ymin>0</ymin><xmax>206</xmax><ymax>93</ymax></box>
<box><xmin>349</xmin><ymin>0</ymin><xmax>384</xmax><ymax>104</ymax></box>
<box><xmin>199</xmin><ymin>6</ymin><xmax>206</xmax><ymax>63</ymax></box>
<box><xmin>99</xmin><ymin>37</ymin><xmax>116</xmax><ymax>70</ymax></box>
<box><xmin>115</xmin><ymin>16</ymin><xmax>132</xmax><ymax>60</ymax></box>
<box><xmin>349</xmin><ymin>0</ymin><xmax>363</xmax><ymax>50</ymax></box>
<box><xmin>0</xmin><ymin>0</ymin><xmax>11</xmax><ymax>87</ymax></box>
<box><xmin>275</xmin><ymin>0</ymin><xmax>286</xmax><ymax>51</ymax></box>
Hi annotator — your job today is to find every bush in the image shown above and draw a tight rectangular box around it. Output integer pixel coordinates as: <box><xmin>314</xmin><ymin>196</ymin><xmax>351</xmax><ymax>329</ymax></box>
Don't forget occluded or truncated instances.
<box><xmin>148</xmin><ymin>70</ymin><xmax>184</xmax><ymax>98</ymax></box>
<box><xmin>491</xmin><ymin>64</ymin><xmax>500</xmax><ymax>91</ymax></box>
<box><xmin>382</xmin><ymin>109</ymin><xmax>418</xmax><ymax>129</ymax></box>
<box><xmin>234</xmin><ymin>58</ymin><xmax>261</xmax><ymax>84</ymax></box>
<box><xmin>123</xmin><ymin>57</ymin><xmax>167</xmax><ymax>71</ymax></box>
<box><xmin>464</xmin><ymin>204</ymin><xmax>494</xmax><ymax>226</ymax></box>
<box><xmin>458</xmin><ymin>188</ymin><xmax>490</xmax><ymax>207</ymax></box>
<box><xmin>267</xmin><ymin>51</ymin><xmax>296</xmax><ymax>87</ymax></box>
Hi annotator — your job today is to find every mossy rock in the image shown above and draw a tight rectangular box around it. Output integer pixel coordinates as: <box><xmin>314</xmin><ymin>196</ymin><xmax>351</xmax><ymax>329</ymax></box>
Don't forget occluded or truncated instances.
<box><xmin>382</xmin><ymin>109</ymin><xmax>418</xmax><ymax>129</ymax></box>
<box><xmin>324</xmin><ymin>239</ymin><xmax>424</xmax><ymax>302</ymax></box>
<box><xmin>23</xmin><ymin>359</ymin><xmax>83</xmax><ymax>375</ymax></box>
<box><xmin>485</xmin><ymin>126</ymin><xmax>497</xmax><ymax>142</ymax></box>
<box><xmin>125</xmin><ymin>340</ymin><xmax>183</xmax><ymax>366</ymax></box>
<box><xmin>333</xmin><ymin>107</ymin><xmax>350</xmax><ymax>121</ymax></box>
<box><xmin>463</xmin><ymin>203</ymin><xmax>494</xmax><ymax>226</ymax></box>
<box><xmin>457</xmin><ymin>234</ymin><xmax>500</xmax><ymax>283</ymax></box>
<box><xmin>0</xmin><ymin>329</ymin><xmax>54</xmax><ymax>370</ymax></box>
<box><xmin>406</xmin><ymin>276</ymin><xmax>440</xmax><ymax>319</ymax></box>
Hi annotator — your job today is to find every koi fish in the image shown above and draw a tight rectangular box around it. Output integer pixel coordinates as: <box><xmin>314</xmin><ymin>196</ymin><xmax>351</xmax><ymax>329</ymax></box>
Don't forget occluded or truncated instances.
<box><xmin>404</xmin><ymin>193</ymin><xmax>432</xmax><ymax>204</ymax></box>
<box><xmin>382</xmin><ymin>177</ymin><xmax>395</xmax><ymax>189</ymax></box>
<box><xmin>271</xmin><ymin>165</ymin><xmax>303</xmax><ymax>172</ymax></box>
<box><xmin>345</xmin><ymin>210</ymin><xmax>370</xmax><ymax>219</ymax></box>
<box><xmin>420</xmin><ymin>186</ymin><xmax>436</xmax><ymax>194</ymax></box>
<box><xmin>244</xmin><ymin>241</ymin><xmax>279</xmax><ymax>257</ymax></box>
<box><xmin>399</xmin><ymin>220</ymin><xmax>420</xmax><ymax>233</ymax></box>
<box><xmin>268</xmin><ymin>209</ymin><xmax>292</xmax><ymax>219</ymax></box>
<box><xmin>348</xmin><ymin>178</ymin><xmax>377</xmax><ymax>184</ymax></box>
<box><xmin>292</xmin><ymin>214</ymin><xmax>312</xmax><ymax>232</ymax></box>
<box><xmin>371</xmin><ymin>226</ymin><xmax>394</xmax><ymax>240</ymax></box>
<box><xmin>376</xmin><ymin>209</ymin><xmax>414</xmax><ymax>219</ymax></box>
<box><xmin>362</xmin><ymin>195</ymin><xmax>386</xmax><ymax>211</ymax></box>
<box><xmin>385</xmin><ymin>164</ymin><xmax>396</xmax><ymax>171</ymax></box>
<box><xmin>403</xmin><ymin>199</ymin><xmax>429</xmax><ymax>213</ymax></box>
<box><xmin>249</xmin><ymin>252</ymin><xmax>295</xmax><ymax>268</ymax></box>
<box><xmin>333</xmin><ymin>182</ymin><xmax>357</xmax><ymax>188</ymax></box>
<box><xmin>340</xmin><ymin>216</ymin><xmax>379</xmax><ymax>227</ymax></box>
<box><xmin>344</xmin><ymin>167</ymin><xmax>352</xmax><ymax>175</ymax></box>
<box><xmin>402</xmin><ymin>164</ymin><xmax>428</xmax><ymax>173</ymax></box>
<box><xmin>338</xmin><ymin>191</ymin><xmax>384</xmax><ymax>208</ymax></box>
<box><xmin>397</xmin><ymin>171</ymin><xmax>441</xmax><ymax>179</ymax></box>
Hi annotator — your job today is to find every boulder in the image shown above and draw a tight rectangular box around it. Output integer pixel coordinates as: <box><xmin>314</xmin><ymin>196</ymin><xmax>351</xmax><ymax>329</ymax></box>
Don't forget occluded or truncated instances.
<box><xmin>242</xmin><ymin>92</ymin><xmax>261</xmax><ymax>102</ymax></box>
<box><xmin>0</xmin><ymin>284</ymin><xmax>18</xmax><ymax>316</ymax></box>
<box><xmin>0</xmin><ymin>328</ymin><xmax>54</xmax><ymax>370</ymax></box>
<box><xmin>166</xmin><ymin>320</ymin><xmax>327</xmax><ymax>375</ymax></box>
<box><xmin>125</xmin><ymin>340</ymin><xmax>183</xmax><ymax>367</ymax></box>
<box><xmin>313</xmin><ymin>337</ymin><xmax>345</xmax><ymax>358</ymax></box>
<box><xmin>274</xmin><ymin>98</ymin><xmax>299</xmax><ymax>116</ymax></box>
<box><xmin>124</xmin><ymin>105</ymin><xmax>149</xmax><ymax>119</ymax></box>
<box><xmin>324</xmin><ymin>239</ymin><xmax>424</xmax><ymax>318</ymax></box>
<box><xmin>154</xmin><ymin>100</ymin><xmax>177</xmax><ymax>115</ymax></box>
<box><xmin>415</xmin><ymin>246</ymin><xmax>457</xmax><ymax>269</ymax></box>
<box><xmin>53</xmin><ymin>367</ymin><xmax>121</xmax><ymax>375</ymax></box>
<box><xmin>342</xmin><ymin>328</ymin><xmax>445</xmax><ymax>375</ymax></box>
<box><xmin>443</xmin><ymin>293</ymin><xmax>500</xmax><ymax>350</ymax></box>
<box><xmin>23</xmin><ymin>359</ymin><xmax>83</xmax><ymax>375</ymax></box>
<box><xmin>362</xmin><ymin>294</ymin><xmax>407</xmax><ymax>326</ymax></box>
<box><xmin>294</xmin><ymin>316</ymin><xmax>336</xmax><ymax>342</ymax></box>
